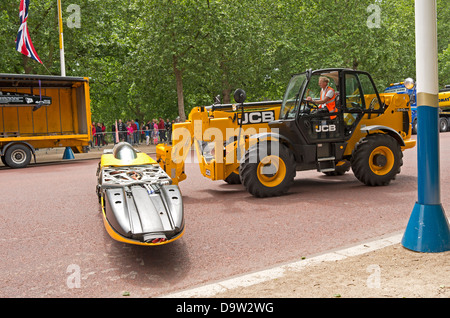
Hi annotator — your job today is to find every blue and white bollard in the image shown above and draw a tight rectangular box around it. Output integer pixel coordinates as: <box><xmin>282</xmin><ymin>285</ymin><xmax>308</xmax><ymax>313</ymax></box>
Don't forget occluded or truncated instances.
<box><xmin>402</xmin><ymin>0</ymin><xmax>450</xmax><ymax>252</ymax></box>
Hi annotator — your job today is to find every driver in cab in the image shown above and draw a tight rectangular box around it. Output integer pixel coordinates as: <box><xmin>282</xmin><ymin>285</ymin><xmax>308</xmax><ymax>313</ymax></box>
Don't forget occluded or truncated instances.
<box><xmin>306</xmin><ymin>76</ymin><xmax>337</xmax><ymax>119</ymax></box>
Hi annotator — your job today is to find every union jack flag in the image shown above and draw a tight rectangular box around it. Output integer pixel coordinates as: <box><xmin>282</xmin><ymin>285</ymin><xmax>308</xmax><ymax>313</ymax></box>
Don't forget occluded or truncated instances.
<box><xmin>15</xmin><ymin>0</ymin><xmax>42</xmax><ymax>64</ymax></box>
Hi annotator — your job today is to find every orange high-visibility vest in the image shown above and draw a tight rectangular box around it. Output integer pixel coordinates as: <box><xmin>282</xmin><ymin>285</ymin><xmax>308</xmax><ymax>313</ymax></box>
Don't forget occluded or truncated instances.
<box><xmin>320</xmin><ymin>86</ymin><xmax>336</xmax><ymax>119</ymax></box>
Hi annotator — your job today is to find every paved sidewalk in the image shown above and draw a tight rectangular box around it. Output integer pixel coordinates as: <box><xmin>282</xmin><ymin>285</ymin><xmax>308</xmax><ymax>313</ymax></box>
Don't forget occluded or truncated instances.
<box><xmin>162</xmin><ymin>233</ymin><xmax>449</xmax><ymax>298</ymax></box>
<box><xmin>31</xmin><ymin>143</ymin><xmax>158</xmax><ymax>163</ymax></box>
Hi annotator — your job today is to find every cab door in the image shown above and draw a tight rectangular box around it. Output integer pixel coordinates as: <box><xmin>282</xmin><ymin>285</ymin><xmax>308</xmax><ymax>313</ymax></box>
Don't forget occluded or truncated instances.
<box><xmin>341</xmin><ymin>71</ymin><xmax>383</xmax><ymax>137</ymax></box>
<box><xmin>295</xmin><ymin>71</ymin><xmax>344</xmax><ymax>144</ymax></box>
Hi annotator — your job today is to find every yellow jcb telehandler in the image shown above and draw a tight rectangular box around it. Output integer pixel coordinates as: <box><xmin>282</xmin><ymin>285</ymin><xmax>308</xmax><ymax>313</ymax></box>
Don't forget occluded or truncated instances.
<box><xmin>157</xmin><ymin>68</ymin><xmax>416</xmax><ymax>198</ymax></box>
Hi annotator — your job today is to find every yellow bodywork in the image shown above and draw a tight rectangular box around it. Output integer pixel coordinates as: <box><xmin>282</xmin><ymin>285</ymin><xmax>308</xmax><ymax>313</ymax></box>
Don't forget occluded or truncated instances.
<box><xmin>157</xmin><ymin>102</ymin><xmax>282</xmax><ymax>184</ymax></box>
<box><xmin>0</xmin><ymin>76</ymin><xmax>92</xmax><ymax>154</ymax></box>
<box><xmin>157</xmin><ymin>90</ymin><xmax>415</xmax><ymax>185</ymax></box>
<box><xmin>100</xmin><ymin>152</ymin><xmax>157</xmax><ymax>167</ymax></box>
<box><xmin>438</xmin><ymin>90</ymin><xmax>450</xmax><ymax>108</ymax></box>
<box><xmin>344</xmin><ymin>92</ymin><xmax>416</xmax><ymax>155</ymax></box>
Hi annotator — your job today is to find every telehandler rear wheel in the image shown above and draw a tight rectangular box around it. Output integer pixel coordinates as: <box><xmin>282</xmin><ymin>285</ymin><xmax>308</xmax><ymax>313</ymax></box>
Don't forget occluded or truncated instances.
<box><xmin>239</xmin><ymin>143</ymin><xmax>295</xmax><ymax>197</ymax></box>
<box><xmin>351</xmin><ymin>134</ymin><xmax>402</xmax><ymax>186</ymax></box>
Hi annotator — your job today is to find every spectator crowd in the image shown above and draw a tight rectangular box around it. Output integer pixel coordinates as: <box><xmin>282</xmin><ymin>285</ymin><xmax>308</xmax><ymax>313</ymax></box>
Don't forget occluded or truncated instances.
<box><xmin>90</xmin><ymin>117</ymin><xmax>181</xmax><ymax>148</ymax></box>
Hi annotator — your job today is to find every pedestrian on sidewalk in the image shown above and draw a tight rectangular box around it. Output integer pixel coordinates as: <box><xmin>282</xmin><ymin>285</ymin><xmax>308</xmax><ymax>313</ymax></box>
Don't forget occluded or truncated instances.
<box><xmin>152</xmin><ymin>119</ymin><xmax>159</xmax><ymax>145</ymax></box>
<box><xmin>127</xmin><ymin>121</ymin><xmax>134</xmax><ymax>145</ymax></box>
<box><xmin>95</xmin><ymin>122</ymin><xmax>102</xmax><ymax>147</ymax></box>
<box><xmin>145</xmin><ymin>125</ymin><xmax>150</xmax><ymax>145</ymax></box>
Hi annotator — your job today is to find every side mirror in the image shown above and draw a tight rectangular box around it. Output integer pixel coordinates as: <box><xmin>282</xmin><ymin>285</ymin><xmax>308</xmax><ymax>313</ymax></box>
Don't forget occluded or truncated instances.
<box><xmin>233</xmin><ymin>88</ymin><xmax>246</xmax><ymax>104</ymax></box>
<box><xmin>214</xmin><ymin>95</ymin><xmax>221</xmax><ymax>104</ymax></box>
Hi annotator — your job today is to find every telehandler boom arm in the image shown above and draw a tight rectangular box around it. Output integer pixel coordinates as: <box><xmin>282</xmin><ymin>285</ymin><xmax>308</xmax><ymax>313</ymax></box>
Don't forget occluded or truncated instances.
<box><xmin>156</xmin><ymin>100</ymin><xmax>282</xmax><ymax>184</ymax></box>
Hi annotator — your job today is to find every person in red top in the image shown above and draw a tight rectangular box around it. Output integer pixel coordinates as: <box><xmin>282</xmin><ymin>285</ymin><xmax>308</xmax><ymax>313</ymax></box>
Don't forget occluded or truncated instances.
<box><xmin>126</xmin><ymin>121</ymin><xmax>134</xmax><ymax>145</ymax></box>
<box><xmin>101</xmin><ymin>123</ymin><xmax>107</xmax><ymax>146</ymax></box>
<box><xmin>91</xmin><ymin>121</ymin><xmax>96</xmax><ymax>146</ymax></box>
<box><xmin>131</xmin><ymin>120</ymin><xmax>137</xmax><ymax>134</ymax></box>
<box><xmin>131</xmin><ymin>119</ymin><xmax>138</xmax><ymax>145</ymax></box>
<box><xmin>152</xmin><ymin>119</ymin><xmax>159</xmax><ymax>144</ymax></box>
<box><xmin>158</xmin><ymin>117</ymin><xmax>166</xmax><ymax>142</ymax></box>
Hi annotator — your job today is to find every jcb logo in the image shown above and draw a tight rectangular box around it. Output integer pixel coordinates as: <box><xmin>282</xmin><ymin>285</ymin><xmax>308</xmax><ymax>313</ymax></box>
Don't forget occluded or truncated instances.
<box><xmin>315</xmin><ymin>124</ymin><xmax>336</xmax><ymax>132</ymax></box>
<box><xmin>239</xmin><ymin>111</ymin><xmax>275</xmax><ymax>125</ymax></box>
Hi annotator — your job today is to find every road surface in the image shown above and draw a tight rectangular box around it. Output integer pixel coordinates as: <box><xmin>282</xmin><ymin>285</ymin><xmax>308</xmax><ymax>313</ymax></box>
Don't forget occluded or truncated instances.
<box><xmin>0</xmin><ymin>134</ymin><xmax>447</xmax><ymax>298</ymax></box>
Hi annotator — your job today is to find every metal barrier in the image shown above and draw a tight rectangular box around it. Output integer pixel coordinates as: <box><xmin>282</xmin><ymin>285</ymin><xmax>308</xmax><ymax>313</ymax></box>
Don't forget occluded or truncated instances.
<box><xmin>90</xmin><ymin>129</ymin><xmax>172</xmax><ymax>147</ymax></box>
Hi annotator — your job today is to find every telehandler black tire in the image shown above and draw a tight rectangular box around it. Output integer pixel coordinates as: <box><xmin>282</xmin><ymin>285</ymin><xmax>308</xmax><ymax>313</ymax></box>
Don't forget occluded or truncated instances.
<box><xmin>224</xmin><ymin>171</ymin><xmax>241</xmax><ymax>184</ymax></box>
<box><xmin>351</xmin><ymin>134</ymin><xmax>403</xmax><ymax>186</ymax></box>
<box><xmin>239</xmin><ymin>142</ymin><xmax>295</xmax><ymax>197</ymax></box>
<box><xmin>323</xmin><ymin>160</ymin><xmax>351</xmax><ymax>176</ymax></box>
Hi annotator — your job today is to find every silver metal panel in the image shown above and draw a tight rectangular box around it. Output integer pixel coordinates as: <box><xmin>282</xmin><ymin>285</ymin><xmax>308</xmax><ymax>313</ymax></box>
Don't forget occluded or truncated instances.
<box><xmin>131</xmin><ymin>186</ymin><xmax>166</xmax><ymax>233</ymax></box>
<box><xmin>149</xmin><ymin>193</ymin><xmax>173</xmax><ymax>231</ymax></box>
<box><xmin>105</xmin><ymin>188</ymin><xmax>131</xmax><ymax>234</ymax></box>
<box><xmin>160</xmin><ymin>185</ymin><xmax>184</xmax><ymax>228</ymax></box>
<box><xmin>125</xmin><ymin>190</ymin><xmax>142</xmax><ymax>234</ymax></box>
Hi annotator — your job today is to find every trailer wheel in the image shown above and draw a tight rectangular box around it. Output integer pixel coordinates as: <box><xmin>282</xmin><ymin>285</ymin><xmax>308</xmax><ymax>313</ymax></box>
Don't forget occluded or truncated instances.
<box><xmin>351</xmin><ymin>134</ymin><xmax>402</xmax><ymax>186</ymax></box>
<box><xmin>4</xmin><ymin>144</ymin><xmax>32</xmax><ymax>168</ymax></box>
<box><xmin>439</xmin><ymin>118</ymin><xmax>448</xmax><ymax>132</ymax></box>
<box><xmin>411</xmin><ymin>118</ymin><xmax>417</xmax><ymax>135</ymax></box>
<box><xmin>240</xmin><ymin>143</ymin><xmax>295</xmax><ymax>197</ymax></box>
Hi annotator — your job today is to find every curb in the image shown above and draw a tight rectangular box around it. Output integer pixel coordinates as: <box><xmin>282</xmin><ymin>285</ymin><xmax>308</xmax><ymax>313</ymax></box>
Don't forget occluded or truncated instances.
<box><xmin>160</xmin><ymin>233</ymin><xmax>403</xmax><ymax>298</ymax></box>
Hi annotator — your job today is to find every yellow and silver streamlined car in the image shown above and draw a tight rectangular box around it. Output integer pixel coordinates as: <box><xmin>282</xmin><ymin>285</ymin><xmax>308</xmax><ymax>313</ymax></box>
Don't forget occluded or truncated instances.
<box><xmin>96</xmin><ymin>142</ymin><xmax>185</xmax><ymax>246</ymax></box>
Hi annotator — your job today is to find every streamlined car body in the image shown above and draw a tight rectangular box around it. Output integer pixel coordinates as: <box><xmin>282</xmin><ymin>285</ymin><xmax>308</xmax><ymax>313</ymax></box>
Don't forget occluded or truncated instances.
<box><xmin>96</xmin><ymin>142</ymin><xmax>184</xmax><ymax>246</ymax></box>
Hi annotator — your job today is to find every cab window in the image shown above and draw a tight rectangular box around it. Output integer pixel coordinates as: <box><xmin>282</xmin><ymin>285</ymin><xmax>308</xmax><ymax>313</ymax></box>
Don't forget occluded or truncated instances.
<box><xmin>342</xmin><ymin>73</ymin><xmax>364</xmax><ymax>134</ymax></box>
<box><xmin>344</xmin><ymin>74</ymin><xmax>363</xmax><ymax>111</ymax></box>
<box><xmin>299</xmin><ymin>71</ymin><xmax>339</xmax><ymax>115</ymax></box>
<box><xmin>358</xmin><ymin>73</ymin><xmax>382</xmax><ymax>111</ymax></box>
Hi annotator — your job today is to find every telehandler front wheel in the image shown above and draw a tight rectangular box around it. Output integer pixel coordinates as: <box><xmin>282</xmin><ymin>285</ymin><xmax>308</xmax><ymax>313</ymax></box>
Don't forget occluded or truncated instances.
<box><xmin>351</xmin><ymin>134</ymin><xmax>403</xmax><ymax>186</ymax></box>
<box><xmin>239</xmin><ymin>143</ymin><xmax>296</xmax><ymax>197</ymax></box>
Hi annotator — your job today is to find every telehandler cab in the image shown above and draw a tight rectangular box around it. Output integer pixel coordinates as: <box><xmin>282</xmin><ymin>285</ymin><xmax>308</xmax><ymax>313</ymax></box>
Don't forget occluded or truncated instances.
<box><xmin>238</xmin><ymin>68</ymin><xmax>416</xmax><ymax>197</ymax></box>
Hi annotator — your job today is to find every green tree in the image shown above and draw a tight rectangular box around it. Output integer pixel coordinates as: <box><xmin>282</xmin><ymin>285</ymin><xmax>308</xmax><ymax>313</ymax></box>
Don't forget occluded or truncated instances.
<box><xmin>1</xmin><ymin>0</ymin><xmax>450</xmax><ymax>124</ymax></box>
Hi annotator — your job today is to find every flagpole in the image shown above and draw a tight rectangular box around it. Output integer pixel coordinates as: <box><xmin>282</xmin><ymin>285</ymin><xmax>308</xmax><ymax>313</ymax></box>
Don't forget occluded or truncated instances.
<box><xmin>57</xmin><ymin>0</ymin><xmax>66</xmax><ymax>77</ymax></box>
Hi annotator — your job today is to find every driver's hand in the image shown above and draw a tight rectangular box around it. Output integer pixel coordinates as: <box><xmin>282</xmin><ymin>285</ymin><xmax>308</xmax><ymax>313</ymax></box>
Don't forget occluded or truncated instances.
<box><xmin>306</xmin><ymin>96</ymin><xmax>312</xmax><ymax>101</ymax></box>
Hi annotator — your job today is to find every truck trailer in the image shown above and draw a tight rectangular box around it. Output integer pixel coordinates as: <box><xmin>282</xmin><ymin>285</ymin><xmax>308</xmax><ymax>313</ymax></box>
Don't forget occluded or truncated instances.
<box><xmin>384</xmin><ymin>78</ymin><xmax>450</xmax><ymax>134</ymax></box>
<box><xmin>0</xmin><ymin>73</ymin><xmax>92</xmax><ymax>168</ymax></box>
